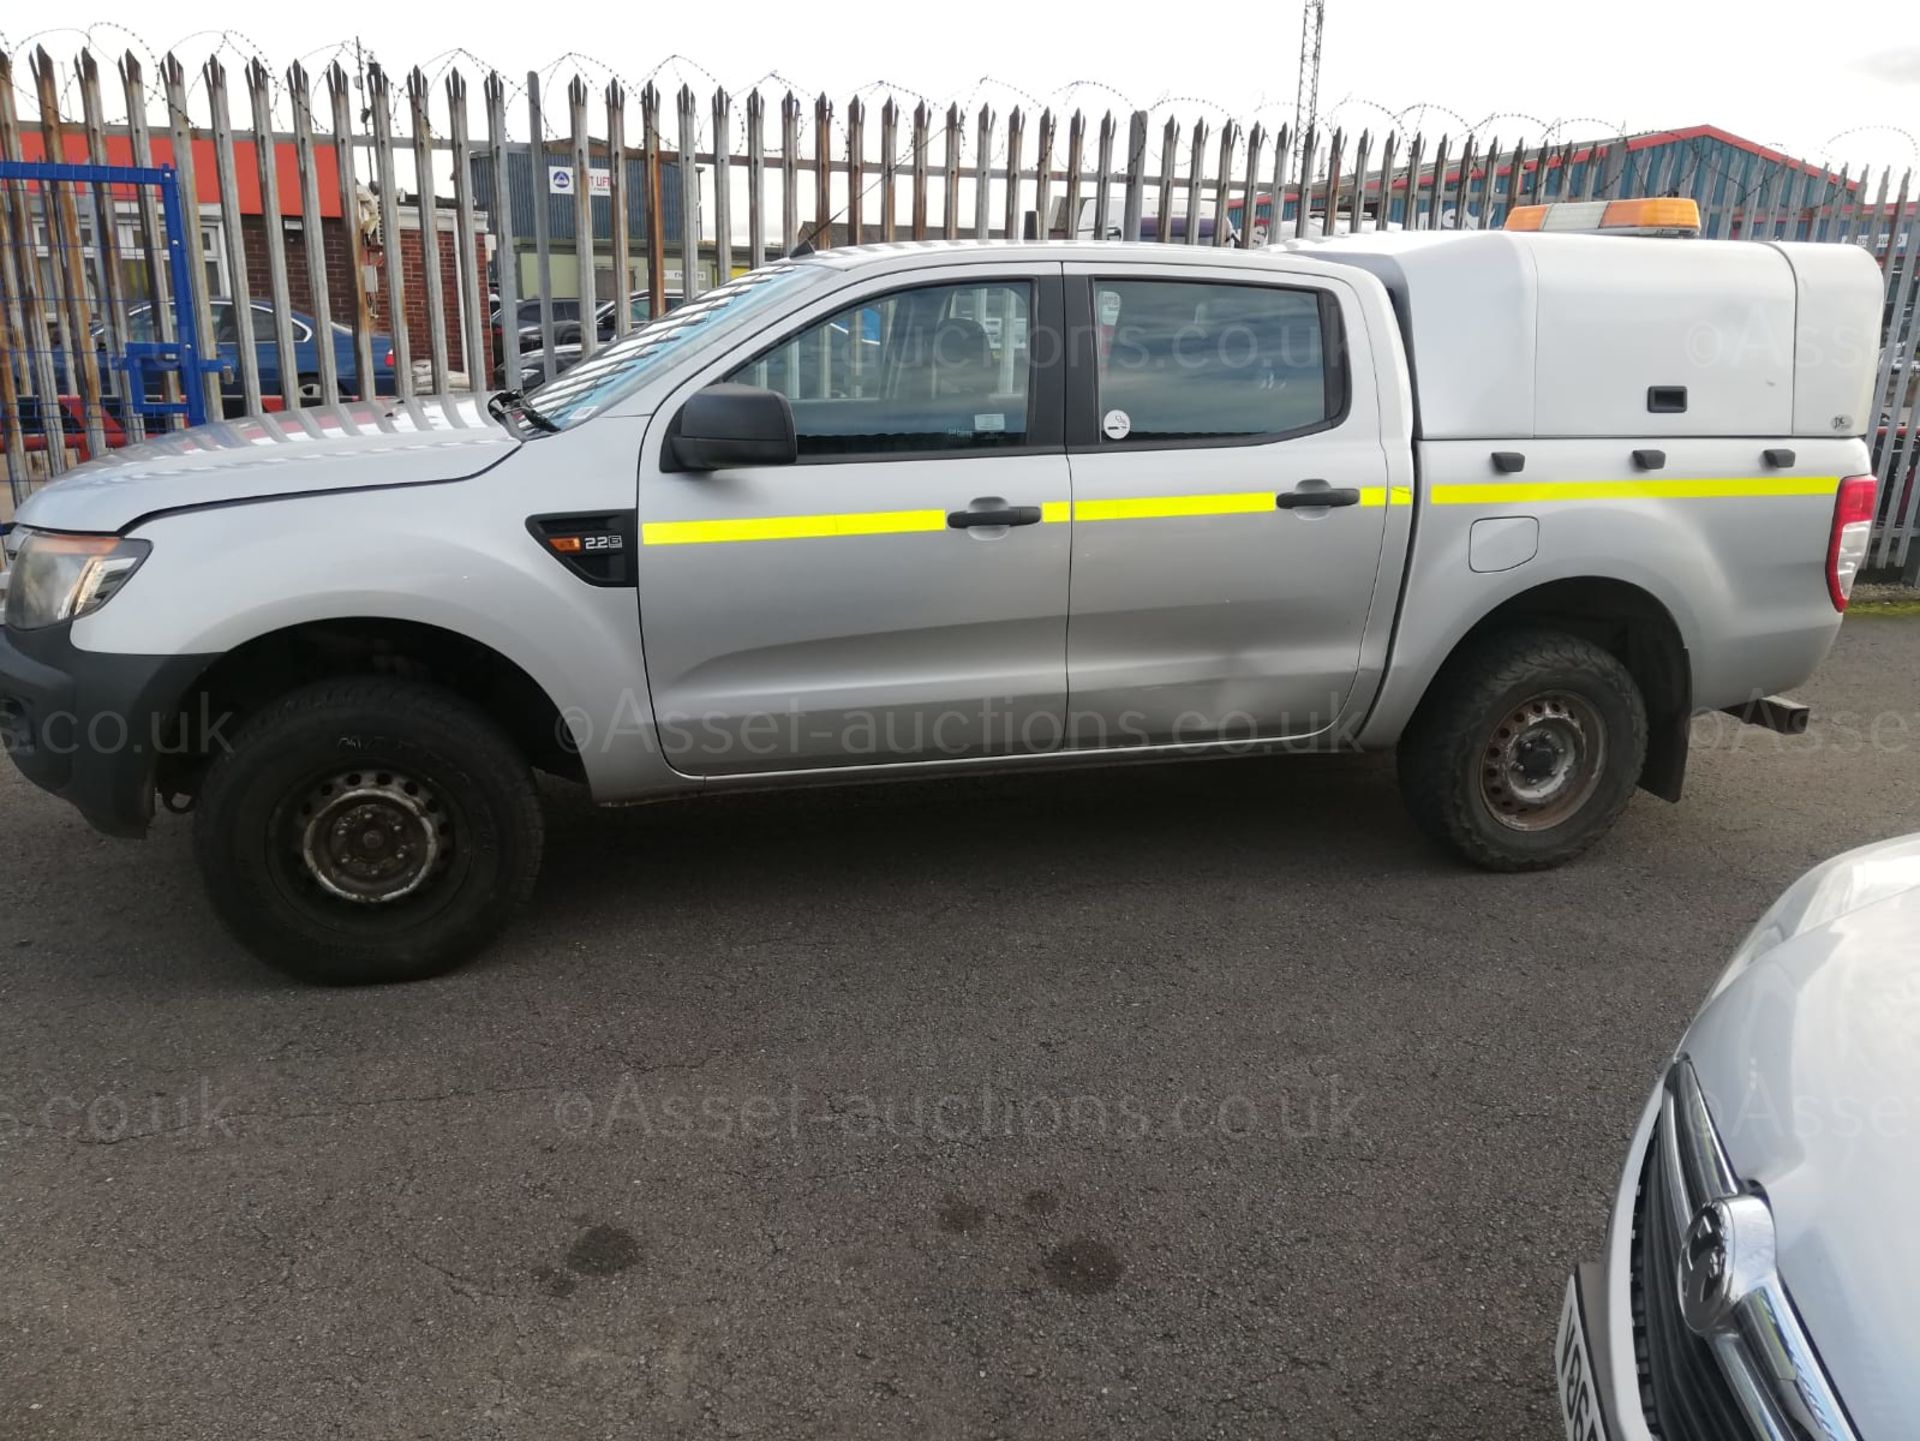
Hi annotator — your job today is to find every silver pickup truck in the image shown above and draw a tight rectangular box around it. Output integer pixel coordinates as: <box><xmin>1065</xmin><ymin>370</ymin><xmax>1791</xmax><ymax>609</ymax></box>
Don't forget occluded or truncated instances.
<box><xmin>0</xmin><ymin>230</ymin><xmax>1885</xmax><ymax>983</ymax></box>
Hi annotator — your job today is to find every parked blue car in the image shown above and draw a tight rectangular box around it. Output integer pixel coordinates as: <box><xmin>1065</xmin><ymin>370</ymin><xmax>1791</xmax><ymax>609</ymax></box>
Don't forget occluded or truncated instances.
<box><xmin>114</xmin><ymin>300</ymin><xmax>399</xmax><ymax>413</ymax></box>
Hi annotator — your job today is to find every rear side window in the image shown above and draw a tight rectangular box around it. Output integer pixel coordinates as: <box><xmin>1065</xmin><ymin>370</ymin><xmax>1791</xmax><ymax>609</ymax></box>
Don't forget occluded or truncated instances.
<box><xmin>728</xmin><ymin>280</ymin><xmax>1032</xmax><ymax>458</ymax></box>
<box><xmin>1092</xmin><ymin>279</ymin><xmax>1341</xmax><ymax>443</ymax></box>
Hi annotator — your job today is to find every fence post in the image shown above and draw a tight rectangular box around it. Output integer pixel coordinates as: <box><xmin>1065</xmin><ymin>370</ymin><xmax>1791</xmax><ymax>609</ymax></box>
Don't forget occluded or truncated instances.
<box><xmin>1121</xmin><ymin>111</ymin><xmax>1147</xmax><ymax>242</ymax></box>
<box><xmin>410</xmin><ymin>68</ymin><xmax>451</xmax><ymax>391</ymax></box>
<box><xmin>813</xmin><ymin>94</ymin><xmax>833</xmax><ymax>248</ymax></box>
<box><xmin>1212</xmin><ymin>121</ymin><xmax>1236</xmax><ymax>246</ymax></box>
<box><xmin>1155</xmin><ymin>117</ymin><xmax>1178</xmax><ymax>243</ymax></box>
<box><xmin>368</xmin><ymin>64</ymin><xmax>413</xmax><ymax>398</ymax></box>
<box><xmin>1269</xmin><ymin>122</ymin><xmax>1292</xmax><ymax>238</ymax></box>
<box><xmin>289</xmin><ymin>63</ymin><xmax>340</xmax><ymax>407</ymax></box>
<box><xmin>1091</xmin><ymin>112</ymin><xmax>1116</xmax><ymax>241</ymax></box>
<box><xmin>1346</xmin><ymin>129</ymin><xmax>1370</xmax><ymax>236</ymax></box>
<box><xmin>879</xmin><ymin>97</ymin><xmax>898</xmax><ymax>244</ymax></box>
<box><xmin>119</xmin><ymin>55</ymin><xmax>177</xmax><ymax>387</ymax></box>
<box><xmin>644</xmin><ymin>85</ymin><xmax>667</xmax><ymax>308</ymax></box>
<box><xmin>846</xmin><ymin>96</ymin><xmax>865</xmax><ymax>246</ymax></box>
<box><xmin>1033</xmin><ymin>108</ymin><xmax>1054</xmax><ymax>243</ymax></box>
<box><xmin>78</xmin><ymin>50</ymin><xmax>142</xmax><ymax>442</ymax></box>
<box><xmin>525</xmin><ymin>73</ymin><xmax>555</xmax><ymax>381</ymax></box>
<box><xmin>1181</xmin><ymin>119</ymin><xmax>1206</xmax><ymax>245</ymax></box>
<box><xmin>1320</xmin><ymin>127</ymin><xmax>1344</xmax><ymax>234</ymax></box>
<box><xmin>1062</xmin><ymin>110</ymin><xmax>1085</xmax><ymax>243</ymax></box>
<box><xmin>780</xmin><ymin>92</ymin><xmax>799</xmax><ymax>253</ymax></box>
<box><xmin>973</xmin><ymin>105</ymin><xmax>993</xmax><ymax>242</ymax></box>
<box><xmin>203</xmin><ymin>58</ymin><xmax>262</xmax><ymax>411</ymax></box>
<box><xmin>712</xmin><ymin>89</ymin><xmax>733</xmax><ymax>281</ymax></box>
<box><xmin>247</xmin><ymin>61</ymin><xmax>300</xmax><ymax>408</ymax></box>
<box><xmin>911</xmin><ymin>102</ymin><xmax>930</xmax><ymax>241</ymax></box>
<box><xmin>33</xmin><ymin>48</ymin><xmax>110</xmax><ymax>457</ymax></box>
<box><xmin>1293</xmin><ymin>123</ymin><xmax>1316</xmax><ymax>237</ymax></box>
<box><xmin>1002</xmin><ymin>107</ymin><xmax>1024</xmax><ymax>242</ymax></box>
<box><xmin>608</xmin><ymin>82</ymin><xmax>632</xmax><ymax>328</ymax></box>
<box><xmin>1373</xmin><ymin>131</ymin><xmax>1397</xmax><ymax>234</ymax></box>
<box><xmin>484</xmin><ymin>72</ymin><xmax>519</xmax><ymax>388</ymax></box>
<box><xmin>567</xmin><ymin>76</ymin><xmax>596</xmax><ymax>362</ymax></box>
<box><xmin>1396</xmin><ymin>130</ymin><xmax>1420</xmax><ymax>230</ymax></box>
<box><xmin>942</xmin><ymin>104</ymin><xmax>961</xmax><ymax>241</ymax></box>
<box><xmin>678</xmin><ymin>85</ymin><xmax>701</xmax><ymax>296</ymax></box>
<box><xmin>744</xmin><ymin>90</ymin><xmax>765</xmax><ymax>267</ymax></box>
<box><xmin>446</xmin><ymin>68</ymin><xmax>488</xmax><ymax>386</ymax></box>
<box><xmin>328</xmin><ymin>64</ymin><xmax>377</xmax><ymax>402</ymax></box>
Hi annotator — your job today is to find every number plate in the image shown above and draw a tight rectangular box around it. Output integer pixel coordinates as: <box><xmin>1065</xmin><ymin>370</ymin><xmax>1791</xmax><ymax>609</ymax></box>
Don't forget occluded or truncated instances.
<box><xmin>1556</xmin><ymin>1272</ymin><xmax>1611</xmax><ymax>1441</ymax></box>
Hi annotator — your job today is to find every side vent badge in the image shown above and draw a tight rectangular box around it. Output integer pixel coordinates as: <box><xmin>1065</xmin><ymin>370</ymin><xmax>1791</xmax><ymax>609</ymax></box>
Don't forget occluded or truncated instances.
<box><xmin>526</xmin><ymin>512</ymin><xmax>638</xmax><ymax>588</ymax></box>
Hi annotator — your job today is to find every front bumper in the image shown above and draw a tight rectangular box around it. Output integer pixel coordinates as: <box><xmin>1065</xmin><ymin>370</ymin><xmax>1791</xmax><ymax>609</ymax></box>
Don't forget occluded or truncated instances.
<box><xmin>1562</xmin><ymin>1064</ymin><xmax>1860</xmax><ymax>1441</ymax></box>
<box><xmin>0</xmin><ymin>621</ymin><xmax>214</xmax><ymax>838</ymax></box>
<box><xmin>1559</xmin><ymin>1079</ymin><xmax>1664</xmax><ymax>1441</ymax></box>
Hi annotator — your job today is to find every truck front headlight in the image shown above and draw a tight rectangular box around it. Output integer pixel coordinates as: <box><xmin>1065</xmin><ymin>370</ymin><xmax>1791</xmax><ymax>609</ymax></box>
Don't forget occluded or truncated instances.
<box><xmin>3</xmin><ymin>530</ymin><xmax>152</xmax><ymax>631</ymax></box>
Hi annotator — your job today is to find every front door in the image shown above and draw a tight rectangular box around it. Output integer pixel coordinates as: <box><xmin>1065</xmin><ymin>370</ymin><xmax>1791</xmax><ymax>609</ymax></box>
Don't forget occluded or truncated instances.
<box><xmin>638</xmin><ymin>267</ymin><xmax>1070</xmax><ymax>777</ymax></box>
<box><xmin>1061</xmin><ymin>264</ymin><xmax>1399</xmax><ymax>747</ymax></box>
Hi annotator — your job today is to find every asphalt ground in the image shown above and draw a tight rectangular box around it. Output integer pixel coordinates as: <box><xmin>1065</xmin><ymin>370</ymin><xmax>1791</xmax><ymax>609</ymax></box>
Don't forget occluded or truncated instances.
<box><xmin>4</xmin><ymin>612</ymin><xmax>1920</xmax><ymax>1440</ymax></box>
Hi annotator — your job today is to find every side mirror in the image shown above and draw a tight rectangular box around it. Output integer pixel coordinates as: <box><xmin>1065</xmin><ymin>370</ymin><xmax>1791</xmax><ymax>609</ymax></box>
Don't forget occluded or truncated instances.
<box><xmin>668</xmin><ymin>384</ymin><xmax>797</xmax><ymax>471</ymax></box>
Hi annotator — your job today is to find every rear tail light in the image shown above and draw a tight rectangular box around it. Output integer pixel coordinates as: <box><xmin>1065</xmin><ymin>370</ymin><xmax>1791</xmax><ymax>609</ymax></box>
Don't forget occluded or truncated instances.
<box><xmin>1828</xmin><ymin>474</ymin><xmax>1878</xmax><ymax>611</ymax></box>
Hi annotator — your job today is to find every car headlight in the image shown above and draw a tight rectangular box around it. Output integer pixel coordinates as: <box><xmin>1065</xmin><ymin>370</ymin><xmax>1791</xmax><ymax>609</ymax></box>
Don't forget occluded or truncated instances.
<box><xmin>3</xmin><ymin>530</ymin><xmax>152</xmax><ymax>631</ymax></box>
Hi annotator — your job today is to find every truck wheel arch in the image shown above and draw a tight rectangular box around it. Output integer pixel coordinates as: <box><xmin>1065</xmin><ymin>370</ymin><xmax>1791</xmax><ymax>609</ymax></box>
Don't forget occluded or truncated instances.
<box><xmin>155</xmin><ymin>618</ymin><xmax>583</xmax><ymax>805</ymax></box>
<box><xmin>1407</xmin><ymin>577</ymin><xmax>1692</xmax><ymax>802</ymax></box>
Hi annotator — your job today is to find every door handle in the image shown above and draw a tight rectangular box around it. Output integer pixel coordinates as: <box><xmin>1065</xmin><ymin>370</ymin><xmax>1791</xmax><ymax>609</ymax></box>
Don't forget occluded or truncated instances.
<box><xmin>947</xmin><ymin>505</ymin><xmax>1043</xmax><ymax>528</ymax></box>
<box><xmin>1276</xmin><ymin>484</ymin><xmax>1362</xmax><ymax>510</ymax></box>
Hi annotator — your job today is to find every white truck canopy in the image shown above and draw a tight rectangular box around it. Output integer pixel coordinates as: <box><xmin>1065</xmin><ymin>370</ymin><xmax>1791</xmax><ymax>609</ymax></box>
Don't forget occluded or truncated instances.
<box><xmin>1285</xmin><ymin>231</ymin><xmax>1883</xmax><ymax>441</ymax></box>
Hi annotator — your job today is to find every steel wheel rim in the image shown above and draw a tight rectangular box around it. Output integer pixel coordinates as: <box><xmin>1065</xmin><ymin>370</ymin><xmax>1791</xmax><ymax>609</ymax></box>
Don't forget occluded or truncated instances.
<box><xmin>1479</xmin><ymin>692</ymin><xmax>1606</xmax><ymax>832</ymax></box>
<box><xmin>293</xmin><ymin>768</ymin><xmax>453</xmax><ymax>904</ymax></box>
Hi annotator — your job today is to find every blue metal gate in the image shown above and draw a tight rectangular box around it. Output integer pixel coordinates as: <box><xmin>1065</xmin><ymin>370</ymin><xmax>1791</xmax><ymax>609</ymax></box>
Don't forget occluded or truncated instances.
<box><xmin>0</xmin><ymin>159</ymin><xmax>212</xmax><ymax>508</ymax></box>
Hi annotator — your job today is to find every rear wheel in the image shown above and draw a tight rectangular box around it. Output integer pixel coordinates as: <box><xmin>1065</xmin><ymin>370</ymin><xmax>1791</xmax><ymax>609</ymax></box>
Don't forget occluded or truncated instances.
<box><xmin>193</xmin><ymin>677</ymin><xmax>543</xmax><ymax>984</ymax></box>
<box><xmin>1397</xmin><ymin>629</ymin><xmax>1647</xmax><ymax>871</ymax></box>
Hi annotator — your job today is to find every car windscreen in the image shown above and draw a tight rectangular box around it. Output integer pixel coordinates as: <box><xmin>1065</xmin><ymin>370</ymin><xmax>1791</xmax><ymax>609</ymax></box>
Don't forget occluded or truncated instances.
<box><xmin>524</xmin><ymin>264</ymin><xmax>823</xmax><ymax>429</ymax></box>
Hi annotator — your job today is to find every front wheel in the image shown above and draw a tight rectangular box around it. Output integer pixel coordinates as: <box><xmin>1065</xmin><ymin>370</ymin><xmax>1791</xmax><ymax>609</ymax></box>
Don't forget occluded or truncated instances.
<box><xmin>1397</xmin><ymin>629</ymin><xmax>1647</xmax><ymax>871</ymax></box>
<box><xmin>193</xmin><ymin>677</ymin><xmax>544</xmax><ymax>984</ymax></box>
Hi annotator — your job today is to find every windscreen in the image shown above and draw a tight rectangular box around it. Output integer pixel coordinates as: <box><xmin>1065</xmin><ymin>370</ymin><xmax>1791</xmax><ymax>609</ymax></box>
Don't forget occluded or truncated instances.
<box><xmin>522</xmin><ymin>264</ymin><xmax>824</xmax><ymax>429</ymax></box>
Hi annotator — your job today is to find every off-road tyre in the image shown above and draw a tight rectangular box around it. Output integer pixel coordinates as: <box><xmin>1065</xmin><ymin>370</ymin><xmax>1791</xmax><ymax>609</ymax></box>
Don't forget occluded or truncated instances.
<box><xmin>1397</xmin><ymin>629</ymin><xmax>1647</xmax><ymax>871</ymax></box>
<box><xmin>193</xmin><ymin>677</ymin><xmax>543</xmax><ymax>984</ymax></box>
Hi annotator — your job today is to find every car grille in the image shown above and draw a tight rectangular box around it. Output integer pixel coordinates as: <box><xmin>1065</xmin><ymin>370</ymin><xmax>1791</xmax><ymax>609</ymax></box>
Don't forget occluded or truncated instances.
<box><xmin>1629</xmin><ymin>1061</ymin><xmax>1858</xmax><ymax>1441</ymax></box>
<box><xmin>1630</xmin><ymin>1115</ymin><xmax>1774</xmax><ymax>1440</ymax></box>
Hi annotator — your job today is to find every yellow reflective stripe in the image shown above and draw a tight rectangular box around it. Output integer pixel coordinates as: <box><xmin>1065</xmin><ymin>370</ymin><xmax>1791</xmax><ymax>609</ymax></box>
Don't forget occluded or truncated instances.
<box><xmin>641</xmin><ymin>508</ymin><xmax>948</xmax><ymax>546</ymax></box>
<box><xmin>1431</xmin><ymin>476</ymin><xmax>1841</xmax><ymax>506</ymax></box>
<box><xmin>643</xmin><ymin>487</ymin><xmax>1414</xmax><ymax>544</ymax></box>
<box><xmin>1357</xmin><ymin>486</ymin><xmax>1414</xmax><ymax>508</ymax></box>
<box><xmin>1073</xmin><ymin>491</ymin><xmax>1275</xmax><ymax>522</ymax></box>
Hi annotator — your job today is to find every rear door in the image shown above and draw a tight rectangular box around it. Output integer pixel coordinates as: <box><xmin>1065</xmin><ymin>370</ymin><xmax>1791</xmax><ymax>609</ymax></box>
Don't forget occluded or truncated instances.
<box><xmin>1061</xmin><ymin>262</ymin><xmax>1399</xmax><ymax>747</ymax></box>
<box><xmin>637</xmin><ymin>264</ymin><xmax>1071</xmax><ymax>777</ymax></box>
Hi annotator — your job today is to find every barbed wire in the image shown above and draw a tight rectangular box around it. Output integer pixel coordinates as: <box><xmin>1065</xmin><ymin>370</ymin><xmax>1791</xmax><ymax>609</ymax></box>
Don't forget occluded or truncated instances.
<box><xmin>6</xmin><ymin>32</ymin><xmax>1917</xmax><ymax>195</ymax></box>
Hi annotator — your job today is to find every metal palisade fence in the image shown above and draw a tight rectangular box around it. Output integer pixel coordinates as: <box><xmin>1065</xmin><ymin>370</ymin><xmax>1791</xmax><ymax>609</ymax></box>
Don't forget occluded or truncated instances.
<box><xmin>2</xmin><ymin>43</ymin><xmax>1918</xmax><ymax>574</ymax></box>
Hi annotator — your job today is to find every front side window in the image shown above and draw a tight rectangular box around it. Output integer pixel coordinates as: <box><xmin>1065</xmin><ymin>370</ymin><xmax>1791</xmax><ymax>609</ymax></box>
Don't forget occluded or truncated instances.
<box><xmin>1093</xmin><ymin>279</ymin><xmax>1338</xmax><ymax>443</ymax></box>
<box><xmin>727</xmin><ymin>279</ymin><xmax>1033</xmax><ymax>458</ymax></box>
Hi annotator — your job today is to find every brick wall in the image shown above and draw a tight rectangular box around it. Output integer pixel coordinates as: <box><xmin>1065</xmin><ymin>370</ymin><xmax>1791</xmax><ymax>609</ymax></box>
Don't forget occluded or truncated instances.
<box><xmin>370</xmin><ymin>226</ymin><xmax>492</xmax><ymax>381</ymax></box>
<box><xmin>235</xmin><ymin>216</ymin><xmax>493</xmax><ymax>383</ymax></box>
<box><xmin>238</xmin><ymin>216</ymin><xmax>358</xmax><ymax>337</ymax></box>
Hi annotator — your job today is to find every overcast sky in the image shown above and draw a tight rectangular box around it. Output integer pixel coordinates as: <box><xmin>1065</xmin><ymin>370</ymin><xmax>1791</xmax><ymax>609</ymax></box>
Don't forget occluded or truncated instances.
<box><xmin>9</xmin><ymin>0</ymin><xmax>1920</xmax><ymax>171</ymax></box>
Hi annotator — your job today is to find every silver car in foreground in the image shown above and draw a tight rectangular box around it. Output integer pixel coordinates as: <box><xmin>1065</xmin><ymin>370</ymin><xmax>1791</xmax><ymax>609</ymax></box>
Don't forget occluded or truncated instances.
<box><xmin>1558</xmin><ymin>833</ymin><xmax>1920</xmax><ymax>1440</ymax></box>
